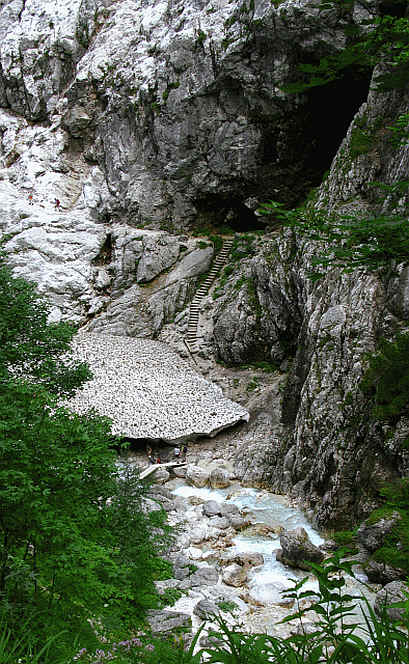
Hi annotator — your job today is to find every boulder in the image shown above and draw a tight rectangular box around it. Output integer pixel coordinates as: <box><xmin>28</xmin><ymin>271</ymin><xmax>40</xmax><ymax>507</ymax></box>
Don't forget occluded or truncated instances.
<box><xmin>147</xmin><ymin>610</ymin><xmax>191</xmax><ymax>635</ymax></box>
<box><xmin>276</xmin><ymin>528</ymin><xmax>324</xmax><ymax>571</ymax></box>
<box><xmin>186</xmin><ymin>465</ymin><xmax>209</xmax><ymax>488</ymax></box>
<box><xmin>228</xmin><ymin>515</ymin><xmax>249</xmax><ymax>531</ymax></box>
<box><xmin>209</xmin><ymin>468</ymin><xmax>231</xmax><ymax>489</ymax></box>
<box><xmin>189</xmin><ymin>525</ymin><xmax>210</xmax><ymax>545</ymax></box>
<box><xmin>155</xmin><ymin>578</ymin><xmax>180</xmax><ymax>596</ymax></box>
<box><xmin>374</xmin><ymin>581</ymin><xmax>409</xmax><ymax>621</ymax></box>
<box><xmin>237</xmin><ymin>552</ymin><xmax>264</xmax><ymax>568</ymax></box>
<box><xmin>220</xmin><ymin>551</ymin><xmax>264</xmax><ymax>568</ymax></box>
<box><xmin>152</xmin><ymin>467</ymin><xmax>170</xmax><ymax>484</ymax></box>
<box><xmin>209</xmin><ymin>516</ymin><xmax>230</xmax><ymax>530</ymax></box>
<box><xmin>219</xmin><ymin>503</ymin><xmax>240</xmax><ymax>517</ymax></box>
<box><xmin>222</xmin><ymin>563</ymin><xmax>248</xmax><ymax>587</ymax></box>
<box><xmin>187</xmin><ymin>546</ymin><xmax>203</xmax><ymax>560</ymax></box>
<box><xmin>365</xmin><ymin>560</ymin><xmax>406</xmax><ymax>585</ymax></box>
<box><xmin>203</xmin><ymin>500</ymin><xmax>222</xmax><ymax>517</ymax></box>
<box><xmin>193</xmin><ymin>598</ymin><xmax>218</xmax><ymax>620</ymax></box>
<box><xmin>189</xmin><ymin>565</ymin><xmax>219</xmax><ymax>587</ymax></box>
<box><xmin>357</xmin><ymin>512</ymin><xmax>402</xmax><ymax>553</ymax></box>
<box><xmin>173</xmin><ymin>466</ymin><xmax>187</xmax><ymax>478</ymax></box>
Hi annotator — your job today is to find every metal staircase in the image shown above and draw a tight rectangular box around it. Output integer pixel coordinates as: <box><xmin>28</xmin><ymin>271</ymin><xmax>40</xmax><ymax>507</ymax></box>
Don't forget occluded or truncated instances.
<box><xmin>186</xmin><ymin>238</ymin><xmax>234</xmax><ymax>353</ymax></box>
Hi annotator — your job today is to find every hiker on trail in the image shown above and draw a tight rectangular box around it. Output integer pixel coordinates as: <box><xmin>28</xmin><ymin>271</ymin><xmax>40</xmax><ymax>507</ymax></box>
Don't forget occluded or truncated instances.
<box><xmin>174</xmin><ymin>447</ymin><xmax>181</xmax><ymax>458</ymax></box>
<box><xmin>28</xmin><ymin>193</ymin><xmax>34</xmax><ymax>205</ymax></box>
<box><xmin>181</xmin><ymin>443</ymin><xmax>188</xmax><ymax>459</ymax></box>
<box><xmin>54</xmin><ymin>198</ymin><xmax>61</xmax><ymax>210</ymax></box>
<box><xmin>156</xmin><ymin>456</ymin><xmax>161</xmax><ymax>464</ymax></box>
<box><xmin>146</xmin><ymin>445</ymin><xmax>154</xmax><ymax>464</ymax></box>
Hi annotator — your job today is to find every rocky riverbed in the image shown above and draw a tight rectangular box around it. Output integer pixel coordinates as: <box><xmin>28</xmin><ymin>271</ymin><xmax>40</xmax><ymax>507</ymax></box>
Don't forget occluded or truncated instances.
<box><xmin>123</xmin><ymin>443</ymin><xmax>384</xmax><ymax>646</ymax></box>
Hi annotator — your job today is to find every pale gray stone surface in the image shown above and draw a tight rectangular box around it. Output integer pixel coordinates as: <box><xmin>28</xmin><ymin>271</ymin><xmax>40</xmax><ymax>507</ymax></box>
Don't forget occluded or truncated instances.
<box><xmin>222</xmin><ymin>563</ymin><xmax>247</xmax><ymax>587</ymax></box>
<box><xmin>68</xmin><ymin>333</ymin><xmax>249</xmax><ymax>442</ymax></box>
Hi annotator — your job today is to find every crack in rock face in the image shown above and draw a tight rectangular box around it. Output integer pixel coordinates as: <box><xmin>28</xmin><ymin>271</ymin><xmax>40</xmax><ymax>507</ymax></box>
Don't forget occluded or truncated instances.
<box><xmin>68</xmin><ymin>332</ymin><xmax>249</xmax><ymax>442</ymax></box>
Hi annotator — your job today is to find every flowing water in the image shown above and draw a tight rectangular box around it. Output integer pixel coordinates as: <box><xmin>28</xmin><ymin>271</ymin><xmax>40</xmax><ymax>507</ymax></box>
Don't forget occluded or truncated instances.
<box><xmin>171</xmin><ymin>482</ymin><xmax>374</xmax><ymax>636</ymax></box>
<box><xmin>172</xmin><ymin>483</ymin><xmax>324</xmax><ymax>608</ymax></box>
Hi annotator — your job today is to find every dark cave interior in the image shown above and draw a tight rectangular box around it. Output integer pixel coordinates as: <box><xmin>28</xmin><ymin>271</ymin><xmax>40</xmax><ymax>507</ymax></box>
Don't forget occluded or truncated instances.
<box><xmin>193</xmin><ymin>67</ymin><xmax>372</xmax><ymax>233</ymax></box>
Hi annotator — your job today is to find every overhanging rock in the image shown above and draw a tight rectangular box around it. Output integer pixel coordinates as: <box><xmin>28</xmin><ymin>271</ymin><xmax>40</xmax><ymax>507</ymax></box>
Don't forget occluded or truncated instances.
<box><xmin>68</xmin><ymin>333</ymin><xmax>249</xmax><ymax>442</ymax></box>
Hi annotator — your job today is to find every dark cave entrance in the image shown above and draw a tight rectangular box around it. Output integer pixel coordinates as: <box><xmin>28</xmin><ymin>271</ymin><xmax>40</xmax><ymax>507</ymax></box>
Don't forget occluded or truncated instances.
<box><xmin>298</xmin><ymin>67</ymin><xmax>372</xmax><ymax>197</ymax></box>
<box><xmin>194</xmin><ymin>194</ymin><xmax>267</xmax><ymax>233</ymax></box>
<box><xmin>92</xmin><ymin>233</ymin><xmax>113</xmax><ymax>265</ymax></box>
<box><xmin>378</xmin><ymin>0</ymin><xmax>407</xmax><ymax>18</ymax></box>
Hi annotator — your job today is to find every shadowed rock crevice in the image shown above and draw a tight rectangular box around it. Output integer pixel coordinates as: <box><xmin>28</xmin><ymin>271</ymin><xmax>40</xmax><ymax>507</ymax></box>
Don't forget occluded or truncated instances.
<box><xmin>194</xmin><ymin>194</ymin><xmax>265</xmax><ymax>232</ymax></box>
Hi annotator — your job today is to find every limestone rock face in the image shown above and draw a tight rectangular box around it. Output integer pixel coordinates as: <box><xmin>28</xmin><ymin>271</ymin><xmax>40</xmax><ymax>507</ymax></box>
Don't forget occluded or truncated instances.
<box><xmin>276</xmin><ymin>528</ymin><xmax>324</xmax><ymax>571</ymax></box>
<box><xmin>1</xmin><ymin>0</ymin><xmax>409</xmax><ymax>532</ymax></box>
<box><xmin>365</xmin><ymin>560</ymin><xmax>406</xmax><ymax>585</ymax></box>
<box><xmin>193</xmin><ymin>599</ymin><xmax>218</xmax><ymax>620</ymax></box>
<box><xmin>147</xmin><ymin>609</ymin><xmax>191</xmax><ymax>635</ymax></box>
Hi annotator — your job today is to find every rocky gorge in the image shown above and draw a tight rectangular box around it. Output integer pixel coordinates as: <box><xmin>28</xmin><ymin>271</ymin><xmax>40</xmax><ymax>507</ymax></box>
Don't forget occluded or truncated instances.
<box><xmin>124</xmin><ymin>443</ymin><xmax>408</xmax><ymax>644</ymax></box>
<box><xmin>0</xmin><ymin>0</ymin><xmax>409</xmax><ymax>632</ymax></box>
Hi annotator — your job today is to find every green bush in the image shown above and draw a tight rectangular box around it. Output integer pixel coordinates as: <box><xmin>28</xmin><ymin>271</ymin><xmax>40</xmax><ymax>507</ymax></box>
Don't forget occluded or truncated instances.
<box><xmin>368</xmin><ymin>479</ymin><xmax>409</xmax><ymax>574</ymax></box>
<box><xmin>360</xmin><ymin>332</ymin><xmax>409</xmax><ymax>423</ymax></box>
<box><xmin>0</xmin><ymin>253</ymin><xmax>174</xmax><ymax>660</ymax></box>
<box><xmin>75</xmin><ymin>553</ymin><xmax>409</xmax><ymax>664</ymax></box>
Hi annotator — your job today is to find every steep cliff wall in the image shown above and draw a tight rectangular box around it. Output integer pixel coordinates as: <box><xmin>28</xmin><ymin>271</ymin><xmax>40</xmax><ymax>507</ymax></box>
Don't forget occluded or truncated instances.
<box><xmin>0</xmin><ymin>0</ymin><xmax>408</xmax><ymax>528</ymax></box>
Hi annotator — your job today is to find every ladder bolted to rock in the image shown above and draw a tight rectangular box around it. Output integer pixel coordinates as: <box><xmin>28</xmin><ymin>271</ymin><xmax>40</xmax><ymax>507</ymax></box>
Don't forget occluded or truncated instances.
<box><xmin>186</xmin><ymin>238</ymin><xmax>234</xmax><ymax>353</ymax></box>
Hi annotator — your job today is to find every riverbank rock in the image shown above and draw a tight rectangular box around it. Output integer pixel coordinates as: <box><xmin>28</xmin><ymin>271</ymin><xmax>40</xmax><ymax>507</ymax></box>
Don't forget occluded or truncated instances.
<box><xmin>147</xmin><ymin>610</ymin><xmax>191</xmax><ymax>635</ymax></box>
<box><xmin>374</xmin><ymin>581</ymin><xmax>409</xmax><ymax>622</ymax></box>
<box><xmin>365</xmin><ymin>560</ymin><xmax>406</xmax><ymax>585</ymax></box>
<box><xmin>193</xmin><ymin>599</ymin><xmax>218</xmax><ymax>620</ymax></box>
<box><xmin>203</xmin><ymin>501</ymin><xmax>222</xmax><ymax>517</ymax></box>
<box><xmin>276</xmin><ymin>528</ymin><xmax>324</xmax><ymax>571</ymax></box>
<box><xmin>183</xmin><ymin>565</ymin><xmax>219</xmax><ymax>588</ymax></box>
<box><xmin>186</xmin><ymin>465</ymin><xmax>210</xmax><ymax>488</ymax></box>
<box><xmin>222</xmin><ymin>563</ymin><xmax>248</xmax><ymax>587</ymax></box>
<box><xmin>153</xmin><ymin>467</ymin><xmax>171</xmax><ymax>484</ymax></box>
<box><xmin>220</xmin><ymin>551</ymin><xmax>264</xmax><ymax>569</ymax></box>
<box><xmin>357</xmin><ymin>512</ymin><xmax>402</xmax><ymax>553</ymax></box>
<box><xmin>209</xmin><ymin>468</ymin><xmax>231</xmax><ymax>489</ymax></box>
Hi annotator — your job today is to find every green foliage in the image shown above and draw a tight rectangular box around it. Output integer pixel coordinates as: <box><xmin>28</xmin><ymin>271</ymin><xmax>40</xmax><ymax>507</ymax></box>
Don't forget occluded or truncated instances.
<box><xmin>0</xmin><ymin>259</ymin><xmax>173</xmax><ymax>660</ymax></box>
<box><xmin>332</xmin><ymin>529</ymin><xmax>358</xmax><ymax>553</ymax></box>
<box><xmin>239</xmin><ymin>361</ymin><xmax>278</xmax><ymax>373</ymax></box>
<box><xmin>367</xmin><ymin>479</ymin><xmax>409</xmax><ymax>574</ymax></box>
<box><xmin>231</xmin><ymin>235</ymin><xmax>256</xmax><ymax>262</ymax></box>
<box><xmin>195</xmin><ymin>30</ymin><xmax>207</xmax><ymax>47</ymax></box>
<box><xmin>162</xmin><ymin>81</ymin><xmax>180</xmax><ymax>103</ymax></box>
<box><xmin>49</xmin><ymin>555</ymin><xmax>409</xmax><ymax>662</ymax></box>
<box><xmin>282</xmin><ymin>8</ymin><xmax>409</xmax><ymax>94</ymax></box>
<box><xmin>246</xmin><ymin>376</ymin><xmax>259</xmax><ymax>392</ymax></box>
<box><xmin>387</xmin><ymin>112</ymin><xmax>409</xmax><ymax>147</ymax></box>
<box><xmin>360</xmin><ymin>332</ymin><xmax>409</xmax><ymax>422</ymax></box>
<box><xmin>0</xmin><ymin>250</ymin><xmax>91</xmax><ymax>396</ymax></box>
<box><xmin>258</xmin><ymin>195</ymin><xmax>409</xmax><ymax>277</ymax></box>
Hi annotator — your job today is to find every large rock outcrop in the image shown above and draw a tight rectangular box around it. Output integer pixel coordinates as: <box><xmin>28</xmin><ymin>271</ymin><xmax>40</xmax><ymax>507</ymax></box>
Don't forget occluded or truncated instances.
<box><xmin>0</xmin><ymin>0</ymin><xmax>408</xmax><ymax>529</ymax></box>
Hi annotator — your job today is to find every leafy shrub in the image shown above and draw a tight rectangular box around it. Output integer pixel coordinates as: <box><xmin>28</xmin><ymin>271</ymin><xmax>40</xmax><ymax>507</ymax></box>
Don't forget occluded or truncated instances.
<box><xmin>258</xmin><ymin>194</ymin><xmax>409</xmax><ymax>278</ymax></box>
<box><xmin>368</xmin><ymin>479</ymin><xmax>409</xmax><ymax>574</ymax></box>
<box><xmin>360</xmin><ymin>332</ymin><xmax>409</xmax><ymax>422</ymax></box>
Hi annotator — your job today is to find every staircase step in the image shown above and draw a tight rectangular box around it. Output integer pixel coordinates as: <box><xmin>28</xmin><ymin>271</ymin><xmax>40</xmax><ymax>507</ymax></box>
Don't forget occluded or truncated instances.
<box><xmin>186</xmin><ymin>237</ymin><xmax>234</xmax><ymax>354</ymax></box>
